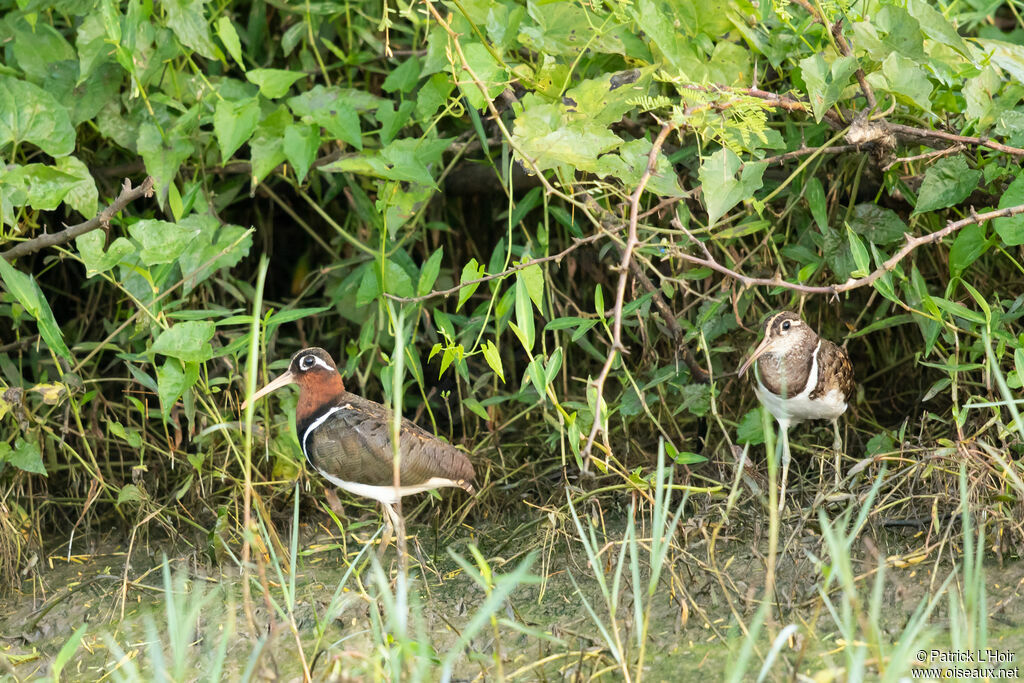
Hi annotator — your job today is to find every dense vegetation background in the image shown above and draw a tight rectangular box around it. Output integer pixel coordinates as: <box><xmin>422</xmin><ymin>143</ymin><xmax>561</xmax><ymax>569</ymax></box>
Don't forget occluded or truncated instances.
<box><xmin>2</xmin><ymin>0</ymin><xmax>1024</xmax><ymax>678</ymax></box>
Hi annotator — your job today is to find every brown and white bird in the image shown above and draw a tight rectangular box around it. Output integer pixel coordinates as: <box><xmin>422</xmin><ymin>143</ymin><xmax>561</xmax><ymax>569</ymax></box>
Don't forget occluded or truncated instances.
<box><xmin>738</xmin><ymin>311</ymin><xmax>854</xmax><ymax>511</ymax></box>
<box><xmin>242</xmin><ymin>347</ymin><xmax>475</xmax><ymax>551</ymax></box>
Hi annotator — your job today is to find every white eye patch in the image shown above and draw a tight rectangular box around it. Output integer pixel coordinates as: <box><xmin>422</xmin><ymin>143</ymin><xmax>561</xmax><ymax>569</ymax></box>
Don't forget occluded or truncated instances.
<box><xmin>300</xmin><ymin>356</ymin><xmax>335</xmax><ymax>372</ymax></box>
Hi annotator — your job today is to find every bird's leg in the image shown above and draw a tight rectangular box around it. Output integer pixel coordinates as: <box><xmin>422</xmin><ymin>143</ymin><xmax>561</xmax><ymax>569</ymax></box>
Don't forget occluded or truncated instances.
<box><xmin>381</xmin><ymin>502</ymin><xmax>409</xmax><ymax>577</ymax></box>
<box><xmin>778</xmin><ymin>420</ymin><xmax>791</xmax><ymax>514</ymax></box>
<box><xmin>378</xmin><ymin>503</ymin><xmax>397</xmax><ymax>562</ymax></box>
<box><xmin>831</xmin><ymin>419</ymin><xmax>843</xmax><ymax>488</ymax></box>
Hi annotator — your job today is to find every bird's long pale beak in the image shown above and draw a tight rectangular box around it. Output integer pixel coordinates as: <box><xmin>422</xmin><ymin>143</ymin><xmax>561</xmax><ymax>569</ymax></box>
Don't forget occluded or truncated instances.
<box><xmin>738</xmin><ymin>336</ymin><xmax>773</xmax><ymax>377</ymax></box>
<box><xmin>241</xmin><ymin>370</ymin><xmax>297</xmax><ymax>410</ymax></box>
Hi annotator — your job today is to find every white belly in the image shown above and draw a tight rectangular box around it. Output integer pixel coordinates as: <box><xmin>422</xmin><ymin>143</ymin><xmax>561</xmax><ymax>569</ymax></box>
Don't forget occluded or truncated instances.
<box><xmin>755</xmin><ymin>381</ymin><xmax>847</xmax><ymax>426</ymax></box>
<box><xmin>315</xmin><ymin>472</ymin><xmax>463</xmax><ymax>505</ymax></box>
<box><xmin>754</xmin><ymin>340</ymin><xmax>847</xmax><ymax>426</ymax></box>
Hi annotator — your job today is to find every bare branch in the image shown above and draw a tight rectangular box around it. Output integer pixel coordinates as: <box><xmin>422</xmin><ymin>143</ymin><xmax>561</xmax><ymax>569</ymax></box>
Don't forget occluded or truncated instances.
<box><xmin>3</xmin><ymin>176</ymin><xmax>155</xmax><ymax>261</ymax></box>
<box><xmin>581</xmin><ymin>124</ymin><xmax>674</xmax><ymax>467</ymax></box>
<box><xmin>671</xmin><ymin>202</ymin><xmax>1024</xmax><ymax>296</ymax></box>
<box><xmin>886</xmin><ymin>123</ymin><xmax>1024</xmax><ymax>158</ymax></box>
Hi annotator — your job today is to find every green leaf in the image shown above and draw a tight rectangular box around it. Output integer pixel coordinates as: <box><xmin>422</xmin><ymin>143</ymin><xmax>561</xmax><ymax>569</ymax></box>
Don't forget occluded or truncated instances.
<box><xmin>0</xmin><ymin>257</ymin><xmax>72</xmax><ymax>361</ymax></box>
<box><xmin>521</xmin><ymin>0</ymin><xmax>625</xmax><ymax>56</ymax></box>
<box><xmin>247</xmin><ymin>69</ymin><xmax>306</xmax><ymax>98</ymax></box>
<box><xmin>376</xmin><ymin>100</ymin><xmax>415</xmax><ymax>146</ymax></box>
<box><xmin>848</xmin><ymin>204</ymin><xmax>907</xmax><ymax>245</ymax></box>
<box><xmin>456</xmin><ymin>258</ymin><xmax>484</xmax><ymax>312</ymax></box>
<box><xmin>0</xmin><ymin>75</ymin><xmax>75</xmax><ymax>157</ymax></box>
<box><xmin>510</xmin><ymin>94</ymin><xmax>623</xmax><ymax>172</ymax></box>
<box><xmin>932</xmin><ymin>297</ymin><xmax>986</xmax><ymax>325</ymax></box>
<box><xmin>164</xmin><ymin>0</ymin><xmax>219</xmax><ymax>59</ymax></box>
<box><xmin>799</xmin><ymin>54</ymin><xmax>859</xmax><ymax>122</ymax></box>
<box><xmin>214</xmin><ymin>97</ymin><xmax>260</xmax><ymax>162</ymax></box>
<box><xmin>462</xmin><ymin>396</ymin><xmax>490</xmax><ymax>421</ymax></box>
<box><xmin>265</xmin><ymin>306</ymin><xmax>330</xmax><ymax>327</ymax></box>
<box><xmin>137</xmin><ymin>122</ymin><xmax>194</xmax><ymax>200</ymax></box>
<box><xmin>416</xmin><ymin>73</ymin><xmax>455</xmax><ymax>121</ymax></box>
<box><xmin>545</xmin><ymin>347</ymin><xmax>563</xmax><ymax>385</ymax></box>
<box><xmin>482</xmin><ymin>339</ymin><xmax>505</xmax><ymax>383</ymax></box>
<box><xmin>128</xmin><ymin>219</ymin><xmax>198</xmax><ymax>266</ymax></box>
<box><xmin>175</xmin><ymin>217</ymin><xmax>252</xmax><ymax>293</ymax></box>
<box><xmin>109</xmin><ymin>422</ymin><xmax>143</xmax><ymax>448</ymax></box>
<box><xmin>949</xmin><ymin>222</ymin><xmax>990</xmax><ymax>278</ymax></box>
<box><xmin>55</xmin><ymin>156</ymin><xmax>99</xmax><ymax>219</ymax></box>
<box><xmin>699</xmin><ymin>149</ymin><xmax>766</xmax><ymax>227</ymax></box>
<box><xmin>912</xmin><ymin>157</ymin><xmax>981</xmax><ymax>215</ymax></box>
<box><xmin>283</xmin><ymin>123</ymin><xmax>320</xmax><ymax>182</ymax></box>
<box><xmin>117</xmin><ymin>484</ymin><xmax>142</xmax><ymax>506</ymax></box>
<box><xmin>356</xmin><ymin>263</ymin><xmax>380</xmax><ymax>307</ymax></box>
<box><xmin>76</xmin><ymin>231</ymin><xmax>135</xmax><ymax>275</ymax></box>
<box><xmin>672</xmin><ymin>450</ymin><xmax>708</xmax><ymax>465</ymax></box>
<box><xmin>381</xmin><ymin>57</ymin><xmax>422</xmax><ymax>94</ymax></box>
<box><xmin>0</xmin><ymin>438</ymin><xmax>47</xmax><ymax>475</ymax></box>
<box><xmin>994</xmin><ymin>173</ymin><xmax>1024</xmax><ymax>247</ymax></box>
<box><xmin>869</xmin><ymin>53</ymin><xmax>933</xmax><ymax>114</ymax></box>
<box><xmin>515</xmin><ymin>276</ymin><xmax>535</xmax><ymax>351</ymax></box>
<box><xmin>736</xmin><ymin>409</ymin><xmax>764</xmax><ymax>445</ymax></box>
<box><xmin>383</xmin><ymin>259</ymin><xmax>415</xmax><ymax>298</ymax></box>
<box><xmin>215</xmin><ymin>16</ymin><xmax>245</xmax><ymax>68</ymax></box>
<box><xmin>526</xmin><ymin>357</ymin><xmax>546</xmax><ymax>395</ymax></box>
<box><xmin>806</xmin><ymin>177</ymin><xmax>828</xmax><ymax>231</ymax></box>
<box><xmin>418</xmin><ymin>247</ymin><xmax>444</xmax><ymax>296</ymax></box>
<box><xmin>846</xmin><ymin>226</ymin><xmax>871</xmax><ymax>277</ymax></box>
<box><xmin>288</xmin><ymin>86</ymin><xmax>365</xmax><ymax>149</ymax></box>
<box><xmin>157</xmin><ymin>359</ymin><xmax>200</xmax><ymax>418</ymax></box>
<box><xmin>517</xmin><ymin>263</ymin><xmax>544</xmax><ymax>312</ymax></box>
<box><xmin>10</xmin><ymin>23</ymin><xmax>75</xmax><ymax>82</ymax></box>
<box><xmin>593</xmin><ymin>137</ymin><xmax>684</xmax><ymax>198</ymax></box>
<box><xmin>629</xmin><ymin>0</ymin><xmax>700</xmax><ymax>73</ymax></box>
<box><xmin>250</xmin><ymin>107</ymin><xmax>290</xmax><ymax>183</ymax></box>
<box><xmin>907</xmin><ymin>0</ymin><xmax>969</xmax><ymax>56</ymax></box>
<box><xmin>454</xmin><ymin>42</ymin><xmax>507</xmax><ymax>111</ymax></box>
<box><xmin>151</xmin><ymin>321</ymin><xmax>216</xmax><ymax>362</ymax></box>
<box><xmin>0</xmin><ymin>164</ymin><xmax>80</xmax><ymax>212</ymax></box>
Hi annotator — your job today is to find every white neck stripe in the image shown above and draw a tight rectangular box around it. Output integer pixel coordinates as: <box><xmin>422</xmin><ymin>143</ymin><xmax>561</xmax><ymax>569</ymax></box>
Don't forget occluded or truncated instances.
<box><xmin>301</xmin><ymin>405</ymin><xmax>345</xmax><ymax>464</ymax></box>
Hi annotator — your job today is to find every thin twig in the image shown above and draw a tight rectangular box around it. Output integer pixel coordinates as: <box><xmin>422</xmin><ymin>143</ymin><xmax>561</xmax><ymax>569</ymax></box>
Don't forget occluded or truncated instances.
<box><xmin>2</xmin><ymin>177</ymin><xmax>155</xmax><ymax>261</ymax></box>
<box><xmin>671</xmin><ymin>202</ymin><xmax>1024</xmax><ymax>297</ymax></box>
<box><xmin>882</xmin><ymin>143</ymin><xmax>965</xmax><ymax>171</ymax></box>
<box><xmin>886</xmin><ymin>123</ymin><xmax>1024</xmax><ymax>158</ymax></box>
<box><xmin>581</xmin><ymin>124</ymin><xmax>674</xmax><ymax>467</ymax></box>
<box><xmin>761</xmin><ymin>144</ymin><xmax>859</xmax><ymax>166</ymax></box>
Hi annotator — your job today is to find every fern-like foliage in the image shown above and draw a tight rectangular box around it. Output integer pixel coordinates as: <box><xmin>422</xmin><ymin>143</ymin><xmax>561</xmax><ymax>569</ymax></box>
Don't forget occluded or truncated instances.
<box><xmin>656</xmin><ymin>75</ymin><xmax>773</xmax><ymax>155</ymax></box>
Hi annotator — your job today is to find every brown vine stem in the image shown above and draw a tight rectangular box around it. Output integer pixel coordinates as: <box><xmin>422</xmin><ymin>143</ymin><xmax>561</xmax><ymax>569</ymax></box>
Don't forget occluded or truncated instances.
<box><xmin>791</xmin><ymin>0</ymin><xmax>877</xmax><ymax>110</ymax></box>
<box><xmin>580</xmin><ymin>124</ymin><xmax>674</xmax><ymax>470</ymax></box>
<box><xmin>886</xmin><ymin>123</ymin><xmax>1024</xmax><ymax>158</ymax></box>
<box><xmin>2</xmin><ymin>176</ymin><xmax>155</xmax><ymax>261</ymax></box>
<box><xmin>671</xmin><ymin>202</ymin><xmax>1024</xmax><ymax>298</ymax></box>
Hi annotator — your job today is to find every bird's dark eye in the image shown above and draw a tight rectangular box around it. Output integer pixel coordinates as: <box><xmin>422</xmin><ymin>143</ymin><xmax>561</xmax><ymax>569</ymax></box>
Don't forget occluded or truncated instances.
<box><xmin>781</xmin><ymin>321</ymin><xmax>791</xmax><ymax>331</ymax></box>
<box><xmin>300</xmin><ymin>355</ymin><xmax>315</xmax><ymax>371</ymax></box>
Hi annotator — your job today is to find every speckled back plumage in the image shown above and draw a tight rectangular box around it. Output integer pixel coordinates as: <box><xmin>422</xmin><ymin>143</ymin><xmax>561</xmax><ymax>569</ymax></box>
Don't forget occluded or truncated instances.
<box><xmin>809</xmin><ymin>339</ymin><xmax>855</xmax><ymax>402</ymax></box>
<box><xmin>299</xmin><ymin>393</ymin><xmax>476</xmax><ymax>492</ymax></box>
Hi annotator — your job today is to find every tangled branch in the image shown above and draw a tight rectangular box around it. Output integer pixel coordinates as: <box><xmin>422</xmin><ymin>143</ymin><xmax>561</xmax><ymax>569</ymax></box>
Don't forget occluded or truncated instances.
<box><xmin>672</xmin><ymin>202</ymin><xmax>1024</xmax><ymax>298</ymax></box>
<box><xmin>3</xmin><ymin>176</ymin><xmax>155</xmax><ymax>262</ymax></box>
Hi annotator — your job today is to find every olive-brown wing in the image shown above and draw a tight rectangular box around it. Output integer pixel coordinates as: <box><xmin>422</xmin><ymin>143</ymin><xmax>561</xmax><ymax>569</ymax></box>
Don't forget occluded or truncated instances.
<box><xmin>306</xmin><ymin>393</ymin><xmax>475</xmax><ymax>488</ymax></box>
<box><xmin>809</xmin><ymin>339</ymin><xmax>854</xmax><ymax>400</ymax></box>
